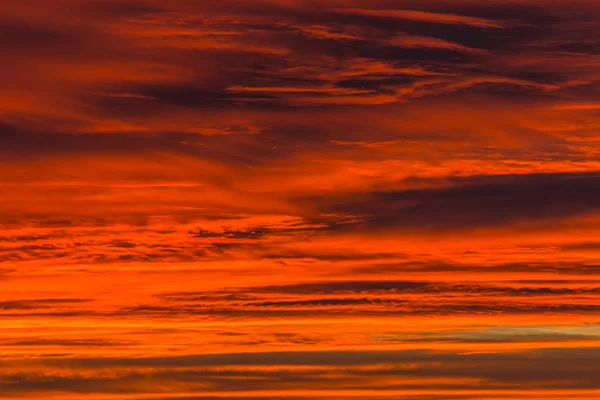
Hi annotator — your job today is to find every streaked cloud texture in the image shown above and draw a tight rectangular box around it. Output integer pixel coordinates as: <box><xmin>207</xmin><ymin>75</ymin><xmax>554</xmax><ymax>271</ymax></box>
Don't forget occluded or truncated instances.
<box><xmin>1</xmin><ymin>0</ymin><xmax>600</xmax><ymax>399</ymax></box>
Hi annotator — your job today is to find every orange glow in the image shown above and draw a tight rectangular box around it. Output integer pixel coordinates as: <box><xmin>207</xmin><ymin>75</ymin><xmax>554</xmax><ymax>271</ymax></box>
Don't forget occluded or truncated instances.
<box><xmin>1</xmin><ymin>0</ymin><xmax>599</xmax><ymax>399</ymax></box>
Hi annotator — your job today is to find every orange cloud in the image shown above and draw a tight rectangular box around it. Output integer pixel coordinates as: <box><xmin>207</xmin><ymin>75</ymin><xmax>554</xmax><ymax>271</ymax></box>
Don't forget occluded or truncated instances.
<box><xmin>1</xmin><ymin>0</ymin><xmax>599</xmax><ymax>399</ymax></box>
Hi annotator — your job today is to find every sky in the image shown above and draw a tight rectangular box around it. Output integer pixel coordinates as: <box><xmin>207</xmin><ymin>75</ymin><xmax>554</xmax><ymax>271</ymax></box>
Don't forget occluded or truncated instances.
<box><xmin>1</xmin><ymin>0</ymin><xmax>600</xmax><ymax>399</ymax></box>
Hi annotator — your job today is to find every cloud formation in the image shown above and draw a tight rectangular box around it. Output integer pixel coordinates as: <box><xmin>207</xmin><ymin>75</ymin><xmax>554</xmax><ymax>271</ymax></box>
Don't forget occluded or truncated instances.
<box><xmin>1</xmin><ymin>0</ymin><xmax>599</xmax><ymax>399</ymax></box>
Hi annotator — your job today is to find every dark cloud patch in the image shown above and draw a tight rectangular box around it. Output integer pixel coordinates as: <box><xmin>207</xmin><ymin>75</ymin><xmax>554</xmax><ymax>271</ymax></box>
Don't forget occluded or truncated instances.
<box><xmin>0</xmin><ymin>298</ymin><xmax>91</xmax><ymax>311</ymax></box>
<box><xmin>0</xmin><ymin>233</ymin><xmax>56</xmax><ymax>242</ymax></box>
<box><xmin>0</xmin><ymin>122</ymin><xmax>210</xmax><ymax>157</ymax></box>
<box><xmin>77</xmin><ymin>0</ymin><xmax>595</xmax><ymax>113</ymax></box>
<box><xmin>3</xmin><ymin>361</ymin><xmax>599</xmax><ymax>396</ymax></box>
<box><xmin>454</xmin><ymin>82</ymin><xmax>556</xmax><ymax>101</ymax></box>
<box><xmin>4</xmin><ymin>338</ymin><xmax>127</xmax><ymax>347</ymax></box>
<box><xmin>36</xmin><ymin>219</ymin><xmax>75</xmax><ymax>228</ymax></box>
<box><xmin>84</xmin><ymin>0</ymin><xmax>168</xmax><ymax>17</ymax></box>
<box><xmin>538</xmin><ymin>41</ymin><xmax>600</xmax><ymax>56</ymax></box>
<box><xmin>2</xmin><ymin>244</ymin><xmax>59</xmax><ymax>252</ymax></box>
<box><xmin>5</xmin><ymin>346</ymin><xmax>600</xmax><ymax>370</ymax></box>
<box><xmin>0</xmin><ymin>232</ymin><xmax>260</xmax><ymax>265</ymax></box>
<box><xmin>249</xmin><ymin>280</ymin><xmax>428</xmax><ymax>294</ymax></box>
<box><xmin>0</xmin><ymin>311</ymin><xmax>99</xmax><ymax>318</ymax></box>
<box><xmin>508</xmin><ymin>69</ymin><xmax>570</xmax><ymax>86</ymax></box>
<box><xmin>158</xmin><ymin>293</ymin><xmax>259</xmax><ymax>302</ymax></box>
<box><xmin>160</xmin><ymin>279</ymin><xmax>600</xmax><ymax>300</ymax></box>
<box><xmin>245</xmin><ymin>298</ymin><xmax>381</xmax><ymax>308</ymax></box>
<box><xmin>561</xmin><ymin>242</ymin><xmax>600</xmax><ymax>251</ymax></box>
<box><xmin>420</xmin><ymin>1</ymin><xmax>561</xmax><ymax>25</ymax></box>
<box><xmin>350</xmin><ymin>260</ymin><xmax>600</xmax><ymax>275</ymax></box>
<box><xmin>0</xmin><ymin>19</ymin><xmax>82</xmax><ymax>52</ymax></box>
<box><xmin>312</xmin><ymin>172</ymin><xmax>600</xmax><ymax>231</ymax></box>
<box><xmin>142</xmin><ymin>398</ymin><xmax>336</xmax><ymax>400</ymax></box>
<box><xmin>146</xmin><ymin>397</ymin><xmax>462</xmax><ymax>400</ymax></box>
<box><xmin>335</xmin><ymin>76</ymin><xmax>417</xmax><ymax>92</ymax></box>
<box><xmin>262</xmin><ymin>250</ymin><xmax>408</xmax><ymax>262</ymax></box>
<box><xmin>188</xmin><ymin>229</ymin><xmax>223</xmax><ymax>239</ymax></box>
<box><xmin>189</xmin><ymin>227</ymin><xmax>269</xmax><ymax>240</ymax></box>
<box><xmin>0</xmin><ymin>347</ymin><xmax>588</xmax><ymax>397</ymax></box>
<box><xmin>355</xmin><ymin>45</ymin><xmax>476</xmax><ymax>64</ymax></box>
<box><xmin>115</xmin><ymin>297</ymin><xmax>600</xmax><ymax>320</ymax></box>
<box><xmin>322</xmin><ymin>8</ymin><xmax>548</xmax><ymax>53</ymax></box>
<box><xmin>377</xmin><ymin>325</ymin><xmax>600</xmax><ymax>344</ymax></box>
<box><xmin>0</xmin><ymin>242</ymin><xmax>71</xmax><ymax>264</ymax></box>
<box><xmin>0</xmin><ymin>121</ymin><xmax>305</xmax><ymax>168</ymax></box>
<box><xmin>109</xmin><ymin>240</ymin><xmax>137</xmax><ymax>248</ymax></box>
<box><xmin>121</xmin><ymin>85</ymin><xmax>275</xmax><ymax>108</ymax></box>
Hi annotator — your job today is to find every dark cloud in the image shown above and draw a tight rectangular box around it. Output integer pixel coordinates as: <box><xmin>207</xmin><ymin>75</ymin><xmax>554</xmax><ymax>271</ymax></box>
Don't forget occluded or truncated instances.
<box><xmin>378</xmin><ymin>325</ymin><xmax>600</xmax><ymax>344</ymax></box>
<box><xmin>2</xmin><ymin>344</ymin><xmax>600</xmax><ymax>395</ymax></box>
<box><xmin>4</xmin><ymin>338</ymin><xmax>127</xmax><ymax>347</ymax></box>
<box><xmin>249</xmin><ymin>280</ymin><xmax>600</xmax><ymax>296</ymax></box>
<box><xmin>0</xmin><ymin>122</ymin><xmax>199</xmax><ymax>157</ymax></box>
<box><xmin>2</xmin><ymin>347</ymin><xmax>593</xmax><ymax>368</ymax></box>
<box><xmin>350</xmin><ymin>260</ymin><xmax>600</xmax><ymax>275</ymax></box>
<box><xmin>189</xmin><ymin>227</ymin><xmax>270</xmax><ymax>240</ymax></box>
<box><xmin>104</xmin><ymin>276</ymin><xmax>600</xmax><ymax>320</ymax></box>
<box><xmin>84</xmin><ymin>0</ymin><xmax>167</xmax><ymax>17</ymax></box>
<box><xmin>249</xmin><ymin>280</ymin><xmax>428</xmax><ymax>294</ymax></box>
<box><xmin>109</xmin><ymin>240</ymin><xmax>138</xmax><ymax>248</ymax></box>
<box><xmin>0</xmin><ymin>298</ymin><xmax>90</xmax><ymax>311</ymax></box>
<box><xmin>0</xmin><ymin>19</ymin><xmax>81</xmax><ymax>52</ymax></box>
<box><xmin>561</xmin><ymin>242</ymin><xmax>600</xmax><ymax>251</ymax></box>
<box><xmin>262</xmin><ymin>250</ymin><xmax>408</xmax><ymax>262</ymax></box>
<box><xmin>312</xmin><ymin>172</ymin><xmax>600</xmax><ymax>231</ymax></box>
<box><xmin>0</xmin><ymin>233</ymin><xmax>56</xmax><ymax>242</ymax></box>
<box><xmin>158</xmin><ymin>293</ymin><xmax>259</xmax><ymax>302</ymax></box>
<box><xmin>244</xmin><ymin>298</ymin><xmax>380</xmax><ymax>308</ymax></box>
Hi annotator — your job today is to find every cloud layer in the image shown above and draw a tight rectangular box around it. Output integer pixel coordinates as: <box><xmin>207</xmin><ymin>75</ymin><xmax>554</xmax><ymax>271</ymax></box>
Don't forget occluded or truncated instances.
<box><xmin>1</xmin><ymin>0</ymin><xmax>600</xmax><ymax>399</ymax></box>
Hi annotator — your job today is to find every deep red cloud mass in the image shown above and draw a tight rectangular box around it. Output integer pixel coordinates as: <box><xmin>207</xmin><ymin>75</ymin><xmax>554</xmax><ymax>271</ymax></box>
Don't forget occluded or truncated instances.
<box><xmin>1</xmin><ymin>1</ymin><xmax>600</xmax><ymax>399</ymax></box>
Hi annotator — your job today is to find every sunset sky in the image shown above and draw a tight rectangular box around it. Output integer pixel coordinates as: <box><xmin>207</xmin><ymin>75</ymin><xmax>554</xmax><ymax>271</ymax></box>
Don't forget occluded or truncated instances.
<box><xmin>1</xmin><ymin>0</ymin><xmax>600</xmax><ymax>399</ymax></box>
